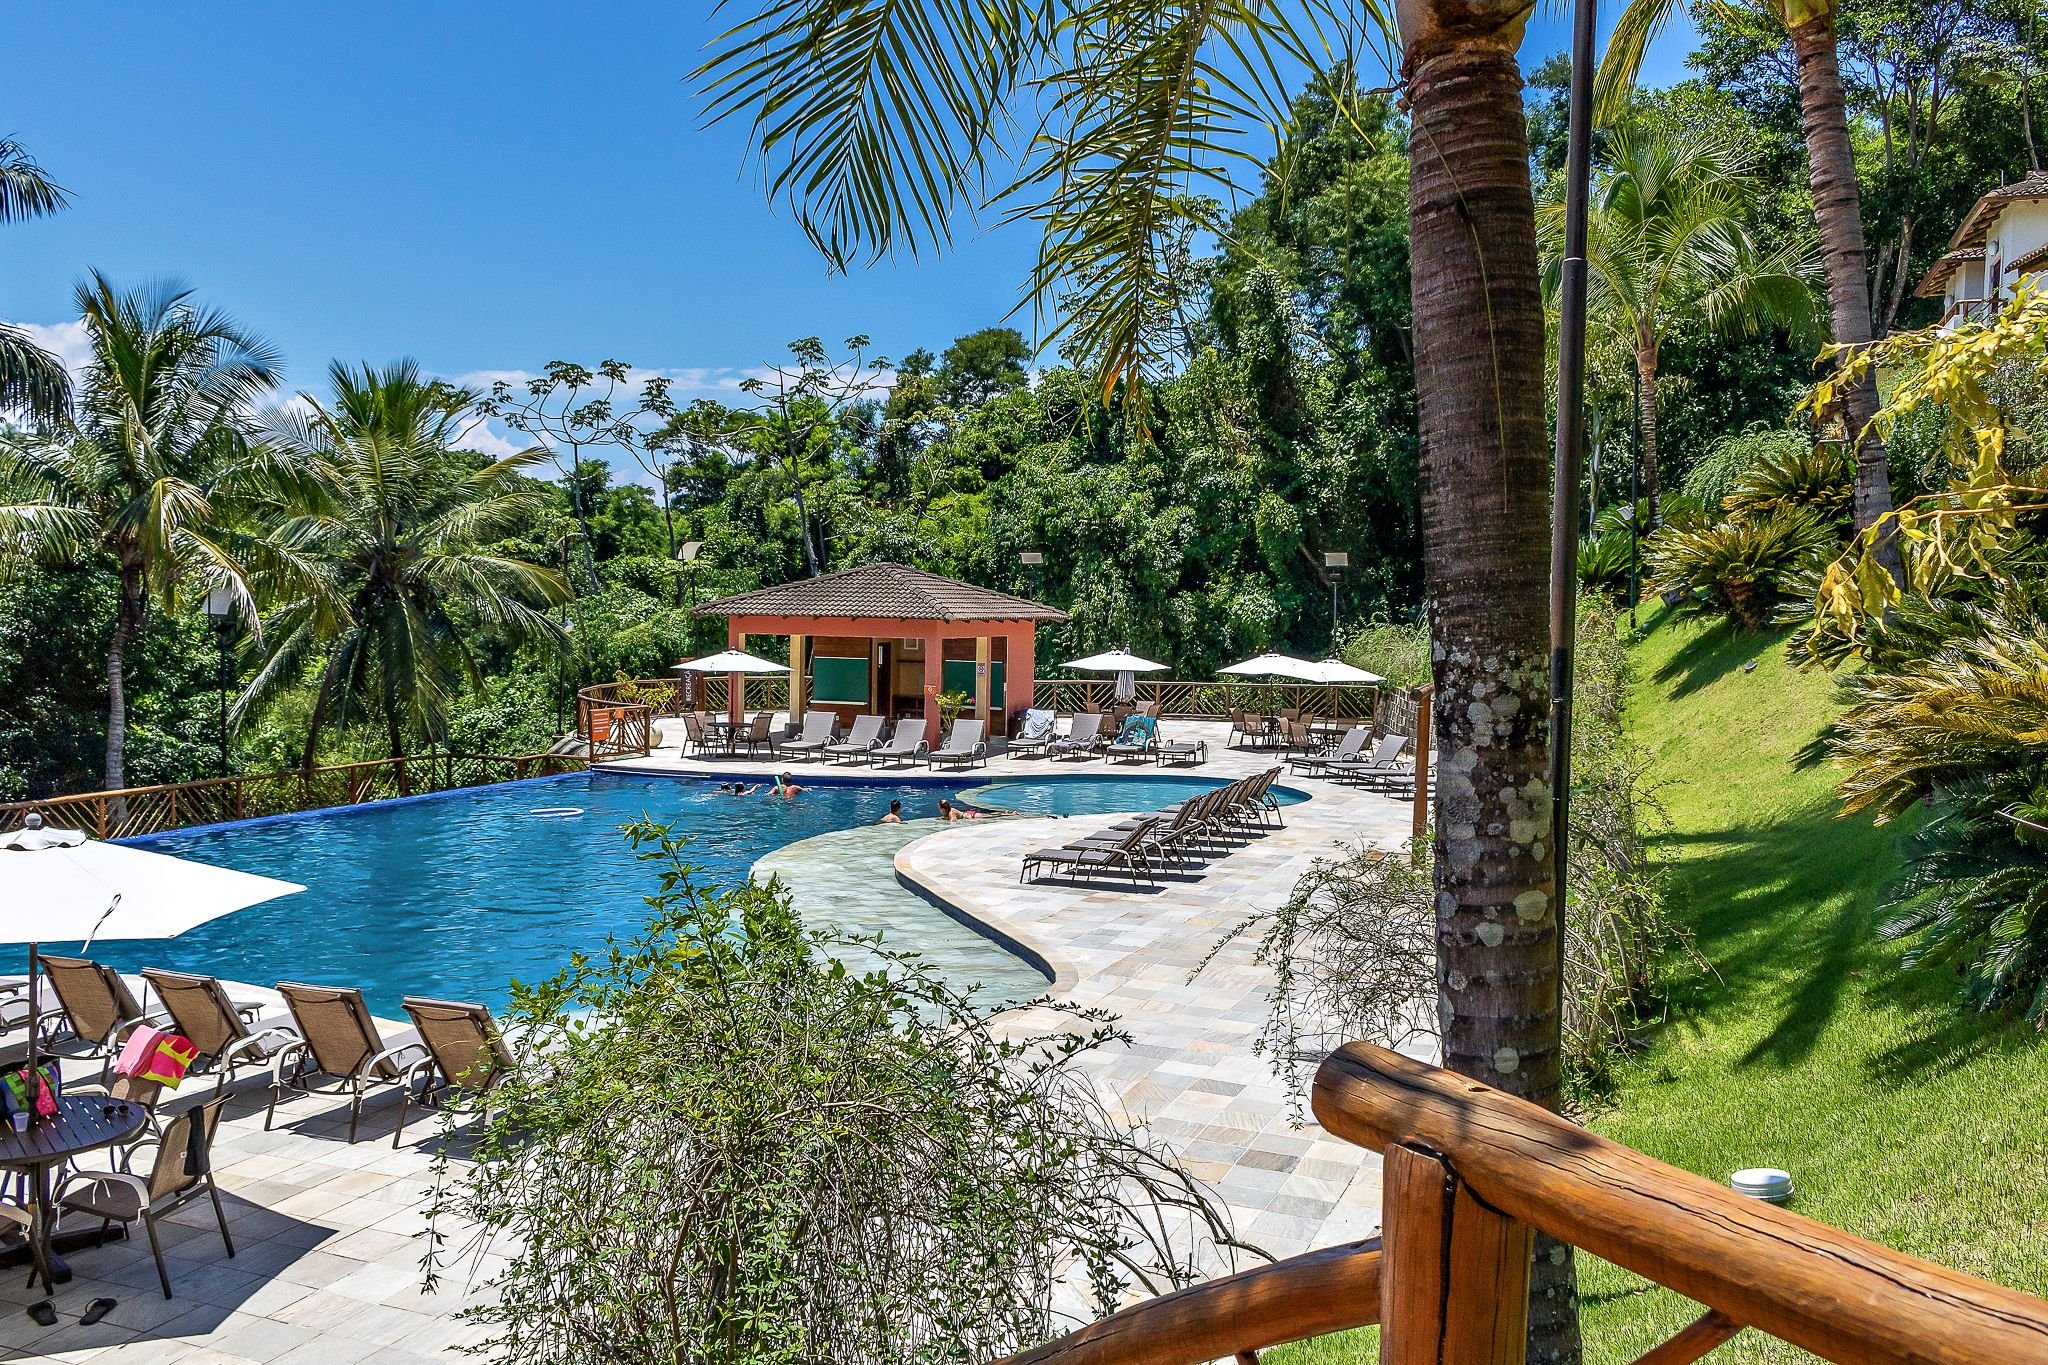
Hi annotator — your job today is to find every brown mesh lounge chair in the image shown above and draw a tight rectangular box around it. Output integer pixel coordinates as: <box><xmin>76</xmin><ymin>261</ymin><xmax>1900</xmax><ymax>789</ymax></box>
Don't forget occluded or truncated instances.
<box><xmin>1326</xmin><ymin>735</ymin><xmax>1411</xmax><ymax>786</ymax></box>
<box><xmin>1290</xmin><ymin>726</ymin><xmax>1372</xmax><ymax>775</ymax></box>
<box><xmin>395</xmin><ymin>997</ymin><xmax>520</xmax><ymax>1148</ymax></box>
<box><xmin>268</xmin><ymin>983</ymin><xmax>431</xmax><ymax>1143</ymax></box>
<box><xmin>1021</xmin><ymin>817</ymin><xmax>1161</xmax><ymax>885</ymax></box>
<box><xmin>824</xmin><ymin>714</ymin><xmax>886</xmax><ymax>763</ymax></box>
<box><xmin>36</xmin><ymin>955</ymin><xmax>165</xmax><ymax>1072</ymax></box>
<box><xmin>736</xmin><ymin>711</ymin><xmax>780</xmax><ymax>757</ymax></box>
<box><xmin>141</xmin><ymin>969</ymin><xmax>299</xmax><ymax>1093</ymax></box>
<box><xmin>865</xmin><ymin>723</ymin><xmax>929</xmax><ymax>766</ymax></box>
<box><xmin>55</xmin><ymin>1098</ymin><xmax>234</xmax><ymax>1299</ymax></box>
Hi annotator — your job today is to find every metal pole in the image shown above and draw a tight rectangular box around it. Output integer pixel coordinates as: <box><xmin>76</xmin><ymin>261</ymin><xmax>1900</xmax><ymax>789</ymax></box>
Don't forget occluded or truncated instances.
<box><xmin>1548</xmin><ymin>0</ymin><xmax>1600</xmax><ymax>1024</ymax></box>
<box><xmin>217</xmin><ymin>627</ymin><xmax>231</xmax><ymax>778</ymax></box>
<box><xmin>1629</xmin><ymin>366</ymin><xmax>1642</xmax><ymax>631</ymax></box>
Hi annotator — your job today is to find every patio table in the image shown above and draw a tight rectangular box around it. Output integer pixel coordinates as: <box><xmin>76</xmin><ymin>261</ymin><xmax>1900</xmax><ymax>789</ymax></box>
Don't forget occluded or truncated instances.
<box><xmin>0</xmin><ymin>1095</ymin><xmax>147</xmax><ymax>1290</ymax></box>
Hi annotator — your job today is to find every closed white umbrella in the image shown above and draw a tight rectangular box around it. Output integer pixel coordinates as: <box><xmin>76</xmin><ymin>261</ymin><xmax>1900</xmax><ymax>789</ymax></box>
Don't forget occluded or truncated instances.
<box><xmin>1061</xmin><ymin>648</ymin><xmax>1166</xmax><ymax>702</ymax></box>
<box><xmin>1</xmin><ymin>814</ymin><xmax>304</xmax><ymax>1069</ymax></box>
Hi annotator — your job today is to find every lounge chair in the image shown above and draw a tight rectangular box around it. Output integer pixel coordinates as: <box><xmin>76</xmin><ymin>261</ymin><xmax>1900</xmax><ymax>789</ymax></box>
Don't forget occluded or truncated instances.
<box><xmin>1291</xmin><ymin>726</ymin><xmax>1373</xmax><ymax>775</ymax></box>
<box><xmin>1050</xmin><ymin>711</ymin><xmax>1106</xmax><ymax>760</ymax></box>
<box><xmin>1008</xmin><ymin>708</ymin><xmax>1060</xmax><ymax>757</ymax></box>
<box><xmin>395</xmin><ymin>997</ymin><xmax>520</xmax><ymax>1148</ymax></box>
<box><xmin>141</xmin><ymin>969</ymin><xmax>300</xmax><ymax>1093</ymax></box>
<box><xmin>37</xmin><ymin>955</ymin><xmax>166</xmax><ymax>1073</ymax></box>
<box><xmin>55</xmin><ymin>1098</ymin><xmax>234</xmax><ymax>1300</ymax></box>
<box><xmin>866</xmin><ymin>723</ymin><xmax>929</xmax><ymax>766</ymax></box>
<box><xmin>1156</xmin><ymin>736</ymin><xmax>1207</xmax><ymax>766</ymax></box>
<box><xmin>1326</xmin><ymin>735</ymin><xmax>1410</xmax><ymax>785</ymax></box>
<box><xmin>268</xmin><ymin>982</ymin><xmax>432</xmax><ymax>1143</ymax></box>
<box><xmin>1103</xmin><ymin>715</ymin><xmax>1158</xmax><ymax>764</ymax></box>
<box><xmin>824</xmin><ymin>714</ymin><xmax>886</xmax><ymax>763</ymax></box>
<box><xmin>735</xmin><ymin>711</ymin><xmax>780</xmax><ymax>758</ymax></box>
<box><xmin>926</xmin><ymin>718</ymin><xmax>988</xmax><ymax>770</ymax></box>
<box><xmin>1021</xmin><ymin>818</ymin><xmax>1160</xmax><ymax>885</ymax></box>
<box><xmin>779</xmin><ymin>712</ymin><xmax>838</xmax><ymax>760</ymax></box>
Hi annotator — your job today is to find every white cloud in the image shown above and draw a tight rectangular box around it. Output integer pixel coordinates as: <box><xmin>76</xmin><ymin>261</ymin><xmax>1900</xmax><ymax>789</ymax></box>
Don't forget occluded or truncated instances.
<box><xmin>12</xmin><ymin>319</ymin><xmax>92</xmax><ymax>381</ymax></box>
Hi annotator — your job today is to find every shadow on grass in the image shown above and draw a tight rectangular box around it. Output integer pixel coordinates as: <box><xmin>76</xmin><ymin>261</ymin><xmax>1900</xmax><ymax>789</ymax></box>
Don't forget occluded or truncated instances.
<box><xmin>1650</xmin><ymin>618</ymin><xmax>1780</xmax><ymax>700</ymax></box>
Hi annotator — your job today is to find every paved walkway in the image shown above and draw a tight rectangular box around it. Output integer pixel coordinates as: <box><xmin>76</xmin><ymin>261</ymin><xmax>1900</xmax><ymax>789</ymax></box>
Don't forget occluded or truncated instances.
<box><xmin>11</xmin><ymin>720</ymin><xmax>1417</xmax><ymax>1360</ymax></box>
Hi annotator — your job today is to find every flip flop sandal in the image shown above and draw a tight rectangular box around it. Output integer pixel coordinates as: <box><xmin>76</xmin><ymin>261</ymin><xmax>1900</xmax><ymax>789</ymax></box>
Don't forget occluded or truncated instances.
<box><xmin>27</xmin><ymin>1301</ymin><xmax>57</xmax><ymax>1327</ymax></box>
<box><xmin>80</xmin><ymin>1298</ymin><xmax>117</xmax><ymax>1327</ymax></box>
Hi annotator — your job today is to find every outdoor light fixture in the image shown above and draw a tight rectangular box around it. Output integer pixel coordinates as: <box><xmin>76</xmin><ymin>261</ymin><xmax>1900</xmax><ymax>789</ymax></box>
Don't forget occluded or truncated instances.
<box><xmin>202</xmin><ymin>586</ymin><xmax>235</xmax><ymax>778</ymax></box>
<box><xmin>1731</xmin><ymin>1168</ymin><xmax>1794</xmax><ymax>1204</ymax></box>
<box><xmin>1323</xmin><ymin>552</ymin><xmax>1348</xmax><ymax>649</ymax></box>
<box><xmin>677</xmin><ymin>540</ymin><xmax>703</xmax><ymax>562</ymax></box>
<box><xmin>1020</xmin><ymin>550</ymin><xmax>1044</xmax><ymax>565</ymax></box>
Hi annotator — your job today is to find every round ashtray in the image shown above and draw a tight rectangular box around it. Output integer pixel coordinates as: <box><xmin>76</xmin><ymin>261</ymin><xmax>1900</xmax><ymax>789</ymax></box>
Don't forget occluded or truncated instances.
<box><xmin>1731</xmin><ymin>1167</ymin><xmax>1794</xmax><ymax>1204</ymax></box>
<box><xmin>528</xmin><ymin>807</ymin><xmax>584</xmax><ymax>818</ymax></box>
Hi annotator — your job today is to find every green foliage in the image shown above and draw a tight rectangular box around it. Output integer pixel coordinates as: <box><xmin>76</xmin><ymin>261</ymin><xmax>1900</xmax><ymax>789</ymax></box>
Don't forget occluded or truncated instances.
<box><xmin>1341</xmin><ymin>619</ymin><xmax>1429</xmax><ymax>690</ymax></box>
<box><xmin>1882</xmin><ymin>784</ymin><xmax>2048</xmax><ymax>1029</ymax></box>
<box><xmin>1578</xmin><ymin>528</ymin><xmax>1636</xmax><ymax>591</ymax></box>
<box><xmin>427</xmin><ymin>821</ymin><xmax>1239</xmax><ymax>1364</ymax></box>
<box><xmin>1721</xmin><ymin>436</ymin><xmax>1852</xmax><ymax>526</ymax></box>
<box><xmin>1679</xmin><ymin>425</ymin><xmax>1810</xmax><ymax>510</ymax></box>
<box><xmin>1646</xmin><ymin>507</ymin><xmax>1839</xmax><ymax>630</ymax></box>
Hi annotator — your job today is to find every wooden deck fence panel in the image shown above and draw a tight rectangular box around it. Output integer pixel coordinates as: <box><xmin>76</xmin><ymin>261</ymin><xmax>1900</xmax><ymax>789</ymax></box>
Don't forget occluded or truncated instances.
<box><xmin>0</xmin><ymin>752</ymin><xmax>587</xmax><ymax>840</ymax></box>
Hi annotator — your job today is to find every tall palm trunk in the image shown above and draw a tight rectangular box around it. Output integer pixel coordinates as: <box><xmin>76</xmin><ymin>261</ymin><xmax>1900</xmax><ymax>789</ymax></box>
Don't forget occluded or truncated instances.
<box><xmin>1789</xmin><ymin>13</ymin><xmax>1901</xmax><ymax>579</ymax></box>
<box><xmin>1405</xmin><ymin>35</ymin><xmax>1580</xmax><ymax>1363</ymax></box>
<box><xmin>103</xmin><ymin>561</ymin><xmax>144</xmax><ymax>792</ymax></box>
<box><xmin>1634</xmin><ymin>343</ymin><xmax>1661</xmax><ymax>525</ymax></box>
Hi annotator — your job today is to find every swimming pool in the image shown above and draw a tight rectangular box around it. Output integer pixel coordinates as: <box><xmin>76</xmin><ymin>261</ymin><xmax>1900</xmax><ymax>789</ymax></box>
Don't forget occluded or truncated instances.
<box><xmin>62</xmin><ymin>771</ymin><xmax>1294</xmax><ymax>1013</ymax></box>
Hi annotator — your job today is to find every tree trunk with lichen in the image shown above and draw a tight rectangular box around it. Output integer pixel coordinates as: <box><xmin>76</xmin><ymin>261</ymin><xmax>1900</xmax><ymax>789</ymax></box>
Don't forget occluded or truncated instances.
<box><xmin>1402</xmin><ymin>22</ymin><xmax>1581</xmax><ymax>1363</ymax></box>
<box><xmin>1789</xmin><ymin>11</ymin><xmax>1900</xmax><ymax>580</ymax></box>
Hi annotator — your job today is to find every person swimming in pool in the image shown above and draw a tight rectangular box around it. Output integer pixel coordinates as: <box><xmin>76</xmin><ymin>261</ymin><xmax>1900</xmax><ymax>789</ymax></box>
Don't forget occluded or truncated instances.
<box><xmin>729</xmin><ymin>782</ymin><xmax>760</xmax><ymax>796</ymax></box>
<box><xmin>936</xmin><ymin>798</ymin><xmax>1003</xmax><ymax>822</ymax></box>
<box><xmin>769</xmin><ymin>772</ymin><xmax>805</xmax><ymax>797</ymax></box>
<box><xmin>878</xmin><ymin>800</ymin><xmax>903</xmax><ymax>824</ymax></box>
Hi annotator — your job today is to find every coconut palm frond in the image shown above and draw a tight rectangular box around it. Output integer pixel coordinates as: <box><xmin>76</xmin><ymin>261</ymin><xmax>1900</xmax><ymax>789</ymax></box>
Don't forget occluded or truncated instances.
<box><xmin>0</xmin><ymin>321</ymin><xmax>72</xmax><ymax>426</ymax></box>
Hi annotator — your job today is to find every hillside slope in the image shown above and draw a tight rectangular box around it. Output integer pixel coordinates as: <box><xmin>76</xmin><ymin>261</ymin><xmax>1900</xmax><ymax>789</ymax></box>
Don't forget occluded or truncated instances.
<box><xmin>1582</xmin><ymin>611</ymin><xmax>2048</xmax><ymax>1360</ymax></box>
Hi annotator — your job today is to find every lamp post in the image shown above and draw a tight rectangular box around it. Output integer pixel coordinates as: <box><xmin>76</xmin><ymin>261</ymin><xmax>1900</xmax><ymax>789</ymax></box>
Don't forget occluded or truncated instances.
<box><xmin>202</xmin><ymin>586</ymin><xmax>234</xmax><ymax>778</ymax></box>
<box><xmin>677</xmin><ymin>540</ymin><xmax>704</xmax><ymax>705</ymax></box>
<box><xmin>1620</xmin><ymin>501</ymin><xmax>1639</xmax><ymax>631</ymax></box>
<box><xmin>1323</xmin><ymin>551</ymin><xmax>1349</xmax><ymax>652</ymax></box>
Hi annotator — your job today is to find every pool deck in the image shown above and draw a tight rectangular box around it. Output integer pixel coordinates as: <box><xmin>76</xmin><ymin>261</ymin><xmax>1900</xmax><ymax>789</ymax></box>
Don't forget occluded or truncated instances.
<box><xmin>11</xmin><ymin>721</ymin><xmax>1420</xmax><ymax>1361</ymax></box>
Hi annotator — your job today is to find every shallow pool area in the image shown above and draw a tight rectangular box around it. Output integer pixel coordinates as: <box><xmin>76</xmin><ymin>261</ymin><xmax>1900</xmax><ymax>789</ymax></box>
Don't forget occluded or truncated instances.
<box><xmin>63</xmin><ymin>770</ymin><xmax>1254</xmax><ymax>1012</ymax></box>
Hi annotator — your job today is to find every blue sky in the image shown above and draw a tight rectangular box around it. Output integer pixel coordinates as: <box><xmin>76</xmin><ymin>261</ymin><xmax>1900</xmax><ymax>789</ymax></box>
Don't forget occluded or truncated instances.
<box><xmin>6</xmin><ymin>3</ymin><xmax>1696</xmax><ymax>411</ymax></box>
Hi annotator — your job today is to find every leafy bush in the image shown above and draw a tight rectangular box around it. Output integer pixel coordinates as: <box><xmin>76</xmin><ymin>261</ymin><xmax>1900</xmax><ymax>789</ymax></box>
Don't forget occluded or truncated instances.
<box><xmin>1342</xmin><ymin>618</ymin><xmax>1429</xmax><ymax>689</ymax></box>
<box><xmin>1578</xmin><ymin>528</ymin><xmax>1635</xmax><ymax>592</ymax></box>
<box><xmin>1882</xmin><ymin>782</ymin><xmax>2048</xmax><ymax>1028</ymax></box>
<box><xmin>427</xmin><ymin>821</ymin><xmax>1242</xmax><ymax>1365</ymax></box>
<box><xmin>1211</xmin><ymin>598</ymin><xmax>1670</xmax><ymax>1104</ymax></box>
<box><xmin>1645</xmin><ymin>507</ymin><xmax>1838</xmax><ymax>630</ymax></box>
<box><xmin>1722</xmin><ymin>438</ymin><xmax>1852</xmax><ymax>526</ymax></box>
<box><xmin>1679</xmin><ymin>425</ymin><xmax>1809</xmax><ymax>510</ymax></box>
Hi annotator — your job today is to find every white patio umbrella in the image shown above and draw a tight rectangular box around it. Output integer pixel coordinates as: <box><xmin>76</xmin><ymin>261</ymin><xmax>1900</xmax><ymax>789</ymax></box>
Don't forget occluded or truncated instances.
<box><xmin>1218</xmin><ymin>651</ymin><xmax>1322</xmax><ymax>680</ymax></box>
<box><xmin>1299</xmin><ymin>658</ymin><xmax>1384</xmax><ymax>685</ymax></box>
<box><xmin>1</xmin><ymin>814</ymin><xmax>304</xmax><ymax>1069</ymax></box>
<box><xmin>1061</xmin><ymin>648</ymin><xmax>1166</xmax><ymax>702</ymax></box>
<box><xmin>671</xmin><ymin>649</ymin><xmax>788</xmax><ymax>673</ymax></box>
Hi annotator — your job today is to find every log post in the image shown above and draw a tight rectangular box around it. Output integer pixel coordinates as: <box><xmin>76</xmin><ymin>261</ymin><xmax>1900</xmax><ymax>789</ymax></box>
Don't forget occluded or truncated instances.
<box><xmin>1380</xmin><ymin>1143</ymin><xmax>1531</xmax><ymax>1365</ymax></box>
<box><xmin>1411</xmin><ymin>684</ymin><xmax>1433</xmax><ymax>854</ymax></box>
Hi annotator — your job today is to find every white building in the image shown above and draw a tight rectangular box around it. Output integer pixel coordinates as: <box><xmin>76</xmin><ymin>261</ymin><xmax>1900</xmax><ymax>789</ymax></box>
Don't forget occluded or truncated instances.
<box><xmin>1915</xmin><ymin>169</ymin><xmax>2048</xmax><ymax>322</ymax></box>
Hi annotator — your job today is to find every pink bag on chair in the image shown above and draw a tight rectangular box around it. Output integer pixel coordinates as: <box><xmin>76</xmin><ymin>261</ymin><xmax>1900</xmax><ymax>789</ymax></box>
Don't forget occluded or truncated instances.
<box><xmin>115</xmin><ymin>1024</ymin><xmax>169</xmax><ymax>1079</ymax></box>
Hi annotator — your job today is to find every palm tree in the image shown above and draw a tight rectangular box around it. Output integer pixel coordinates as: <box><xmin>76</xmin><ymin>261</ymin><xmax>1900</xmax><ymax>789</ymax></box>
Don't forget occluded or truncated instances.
<box><xmin>0</xmin><ymin>273</ymin><xmax>282</xmax><ymax>790</ymax></box>
<box><xmin>1541</xmin><ymin>125</ymin><xmax>1822</xmax><ymax>523</ymax></box>
<box><xmin>0</xmin><ymin>138</ymin><xmax>74</xmax><ymax>426</ymax></box>
<box><xmin>239</xmin><ymin>360</ymin><xmax>570</xmax><ymax>764</ymax></box>
<box><xmin>1595</xmin><ymin>0</ymin><xmax>1901</xmax><ymax>573</ymax></box>
<box><xmin>699</xmin><ymin>4</ymin><xmax>1580</xmax><ymax>1355</ymax></box>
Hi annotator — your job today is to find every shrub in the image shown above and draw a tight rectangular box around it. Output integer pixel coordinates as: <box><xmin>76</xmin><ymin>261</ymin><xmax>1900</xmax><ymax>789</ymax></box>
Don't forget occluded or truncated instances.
<box><xmin>1679</xmin><ymin>425</ymin><xmax>1809</xmax><ymax>510</ymax></box>
<box><xmin>427</xmin><ymin>821</ymin><xmax>1242</xmax><ymax>1364</ymax></box>
<box><xmin>1209</xmin><ymin>597</ymin><xmax>1670</xmax><ymax>1105</ymax></box>
<box><xmin>1722</xmin><ymin>438</ymin><xmax>1852</xmax><ymax>526</ymax></box>
<box><xmin>1645</xmin><ymin>506</ymin><xmax>1838</xmax><ymax>630</ymax></box>
<box><xmin>1342</xmin><ymin>618</ymin><xmax>1429</xmax><ymax>690</ymax></box>
<box><xmin>1882</xmin><ymin>780</ymin><xmax>2048</xmax><ymax>1028</ymax></box>
<box><xmin>1578</xmin><ymin>528</ymin><xmax>1634</xmax><ymax>592</ymax></box>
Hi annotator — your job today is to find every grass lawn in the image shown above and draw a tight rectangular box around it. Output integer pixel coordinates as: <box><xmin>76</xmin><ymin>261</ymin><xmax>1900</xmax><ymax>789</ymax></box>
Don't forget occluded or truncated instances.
<box><xmin>1273</xmin><ymin>609</ymin><xmax>2048</xmax><ymax>1364</ymax></box>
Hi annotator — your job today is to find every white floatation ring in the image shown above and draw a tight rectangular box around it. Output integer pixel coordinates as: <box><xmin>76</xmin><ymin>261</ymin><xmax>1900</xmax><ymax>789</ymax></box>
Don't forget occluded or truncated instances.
<box><xmin>529</xmin><ymin>807</ymin><xmax>584</xmax><ymax>817</ymax></box>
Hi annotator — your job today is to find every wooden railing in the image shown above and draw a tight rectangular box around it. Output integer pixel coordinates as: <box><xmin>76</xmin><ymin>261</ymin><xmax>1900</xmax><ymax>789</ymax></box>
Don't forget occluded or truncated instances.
<box><xmin>996</xmin><ymin>1043</ymin><xmax>2048</xmax><ymax>1365</ymax></box>
<box><xmin>0</xmin><ymin>752</ymin><xmax>587</xmax><ymax>841</ymax></box>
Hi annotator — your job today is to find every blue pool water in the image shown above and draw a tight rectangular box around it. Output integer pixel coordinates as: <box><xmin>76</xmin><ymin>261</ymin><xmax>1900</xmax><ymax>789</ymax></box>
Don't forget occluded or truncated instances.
<box><xmin>62</xmin><ymin>771</ymin><xmax>1292</xmax><ymax>1013</ymax></box>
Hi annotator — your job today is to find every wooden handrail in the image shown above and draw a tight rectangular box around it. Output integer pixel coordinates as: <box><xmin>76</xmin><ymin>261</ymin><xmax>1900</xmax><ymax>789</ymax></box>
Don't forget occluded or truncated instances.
<box><xmin>1313</xmin><ymin>1043</ymin><xmax>2048</xmax><ymax>1364</ymax></box>
<box><xmin>991</xmin><ymin>1239</ymin><xmax>1382</xmax><ymax>1365</ymax></box>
